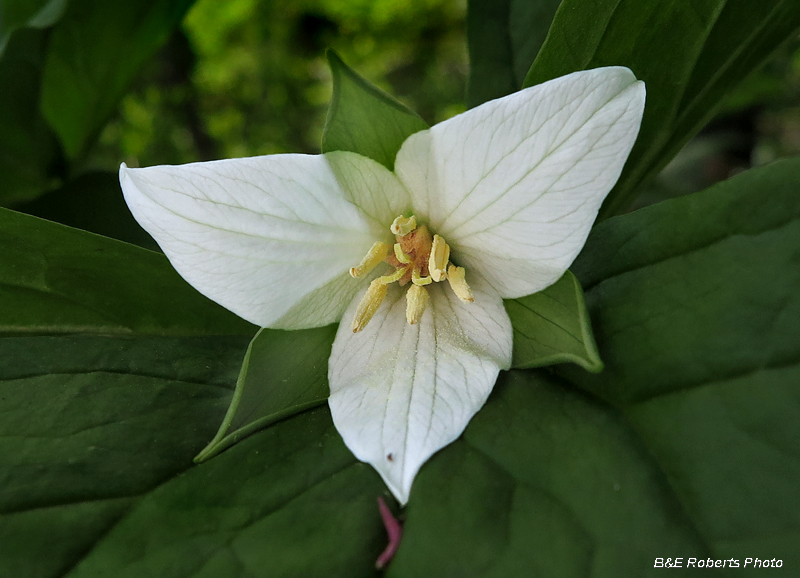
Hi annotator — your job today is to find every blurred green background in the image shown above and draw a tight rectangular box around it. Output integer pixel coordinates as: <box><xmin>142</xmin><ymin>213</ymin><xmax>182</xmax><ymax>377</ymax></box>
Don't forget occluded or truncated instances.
<box><xmin>3</xmin><ymin>0</ymin><xmax>800</xmax><ymax>224</ymax></box>
<box><xmin>92</xmin><ymin>0</ymin><xmax>469</xmax><ymax>168</ymax></box>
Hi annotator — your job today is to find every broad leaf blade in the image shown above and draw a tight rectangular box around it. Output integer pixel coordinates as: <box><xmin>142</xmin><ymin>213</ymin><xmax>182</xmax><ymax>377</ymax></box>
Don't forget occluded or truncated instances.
<box><xmin>40</xmin><ymin>0</ymin><xmax>194</xmax><ymax>160</ymax></box>
<box><xmin>0</xmin><ymin>332</ymin><xmax>386</xmax><ymax>577</ymax></box>
<box><xmin>389</xmin><ymin>371</ymin><xmax>708</xmax><ymax>576</ymax></box>
<box><xmin>0</xmin><ymin>333</ymin><xmax>248</xmax><ymax>578</ymax></box>
<box><xmin>195</xmin><ymin>325</ymin><xmax>336</xmax><ymax>462</ymax></box>
<box><xmin>322</xmin><ymin>50</ymin><xmax>428</xmax><ymax>170</ymax></box>
<box><xmin>466</xmin><ymin>0</ymin><xmax>562</xmax><ymax>107</ymax></box>
<box><xmin>626</xmin><ymin>369</ymin><xmax>800</xmax><ymax>565</ymax></box>
<box><xmin>506</xmin><ymin>270</ymin><xmax>602</xmax><ymax>373</ymax></box>
<box><xmin>0</xmin><ymin>208</ymin><xmax>255</xmax><ymax>335</ymax></box>
<box><xmin>525</xmin><ymin>0</ymin><xmax>800</xmax><ymax>217</ymax></box>
<box><xmin>568</xmin><ymin>157</ymin><xmax>800</xmax><ymax>405</ymax></box>
<box><xmin>565</xmin><ymin>157</ymin><xmax>800</xmax><ymax>565</ymax></box>
<box><xmin>67</xmin><ymin>408</ymin><xmax>386</xmax><ymax>578</ymax></box>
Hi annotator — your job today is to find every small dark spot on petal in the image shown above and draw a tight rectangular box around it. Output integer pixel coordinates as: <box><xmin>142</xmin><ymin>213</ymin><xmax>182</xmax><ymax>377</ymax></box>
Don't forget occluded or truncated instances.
<box><xmin>387</xmin><ymin>453</ymin><xmax>394</xmax><ymax>461</ymax></box>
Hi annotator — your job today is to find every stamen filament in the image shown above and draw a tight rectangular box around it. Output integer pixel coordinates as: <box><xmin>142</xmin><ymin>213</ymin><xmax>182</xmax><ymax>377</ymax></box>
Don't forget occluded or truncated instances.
<box><xmin>377</xmin><ymin>266</ymin><xmax>409</xmax><ymax>285</ymax></box>
<box><xmin>393</xmin><ymin>243</ymin><xmax>411</xmax><ymax>264</ymax></box>
<box><xmin>350</xmin><ymin>241</ymin><xmax>389</xmax><ymax>278</ymax></box>
<box><xmin>447</xmin><ymin>264</ymin><xmax>474</xmax><ymax>303</ymax></box>
<box><xmin>411</xmin><ymin>268</ymin><xmax>432</xmax><ymax>286</ymax></box>
<box><xmin>405</xmin><ymin>284</ymin><xmax>429</xmax><ymax>325</ymax></box>
<box><xmin>390</xmin><ymin>215</ymin><xmax>417</xmax><ymax>236</ymax></box>
<box><xmin>428</xmin><ymin>234</ymin><xmax>450</xmax><ymax>282</ymax></box>
<box><xmin>352</xmin><ymin>279</ymin><xmax>389</xmax><ymax>333</ymax></box>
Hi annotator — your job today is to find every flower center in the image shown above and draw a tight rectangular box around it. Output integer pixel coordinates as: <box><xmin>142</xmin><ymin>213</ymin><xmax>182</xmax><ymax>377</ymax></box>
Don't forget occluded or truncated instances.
<box><xmin>349</xmin><ymin>215</ymin><xmax>474</xmax><ymax>332</ymax></box>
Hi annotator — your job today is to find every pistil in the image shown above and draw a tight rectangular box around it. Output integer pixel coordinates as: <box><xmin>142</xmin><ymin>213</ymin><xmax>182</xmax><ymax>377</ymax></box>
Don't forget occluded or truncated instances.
<box><xmin>390</xmin><ymin>215</ymin><xmax>417</xmax><ymax>236</ymax></box>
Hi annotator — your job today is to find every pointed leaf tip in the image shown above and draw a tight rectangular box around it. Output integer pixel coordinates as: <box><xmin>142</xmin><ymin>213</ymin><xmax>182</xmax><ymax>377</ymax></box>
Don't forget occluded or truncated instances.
<box><xmin>323</xmin><ymin>50</ymin><xmax>428</xmax><ymax>170</ymax></box>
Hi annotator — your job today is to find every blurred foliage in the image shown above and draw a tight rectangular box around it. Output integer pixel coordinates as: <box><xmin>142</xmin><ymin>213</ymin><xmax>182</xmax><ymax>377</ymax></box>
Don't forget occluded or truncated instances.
<box><xmin>88</xmin><ymin>0</ymin><xmax>468</xmax><ymax>171</ymax></box>
<box><xmin>3</xmin><ymin>0</ymin><xmax>798</xmax><ymax>212</ymax></box>
<box><xmin>635</xmin><ymin>36</ymin><xmax>800</xmax><ymax>209</ymax></box>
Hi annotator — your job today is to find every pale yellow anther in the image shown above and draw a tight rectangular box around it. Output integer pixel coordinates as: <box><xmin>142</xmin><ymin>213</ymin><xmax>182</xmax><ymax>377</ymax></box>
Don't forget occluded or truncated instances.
<box><xmin>352</xmin><ymin>279</ymin><xmax>389</xmax><ymax>333</ymax></box>
<box><xmin>350</xmin><ymin>241</ymin><xmax>389</xmax><ymax>278</ymax></box>
<box><xmin>411</xmin><ymin>268</ymin><xmax>432</xmax><ymax>286</ymax></box>
<box><xmin>390</xmin><ymin>215</ymin><xmax>417</xmax><ymax>236</ymax></box>
<box><xmin>428</xmin><ymin>234</ymin><xmax>450</xmax><ymax>282</ymax></box>
<box><xmin>447</xmin><ymin>264</ymin><xmax>474</xmax><ymax>303</ymax></box>
<box><xmin>405</xmin><ymin>284</ymin><xmax>430</xmax><ymax>325</ymax></box>
<box><xmin>393</xmin><ymin>243</ymin><xmax>411</xmax><ymax>264</ymax></box>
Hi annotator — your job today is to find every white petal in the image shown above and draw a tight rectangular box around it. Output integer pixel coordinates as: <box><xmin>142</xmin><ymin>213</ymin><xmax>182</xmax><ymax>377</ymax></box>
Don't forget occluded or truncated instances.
<box><xmin>328</xmin><ymin>276</ymin><xmax>512</xmax><ymax>504</ymax></box>
<box><xmin>120</xmin><ymin>152</ymin><xmax>409</xmax><ymax>329</ymax></box>
<box><xmin>326</xmin><ymin>151</ymin><xmax>412</xmax><ymax>227</ymax></box>
<box><xmin>395</xmin><ymin>67</ymin><xmax>646</xmax><ymax>298</ymax></box>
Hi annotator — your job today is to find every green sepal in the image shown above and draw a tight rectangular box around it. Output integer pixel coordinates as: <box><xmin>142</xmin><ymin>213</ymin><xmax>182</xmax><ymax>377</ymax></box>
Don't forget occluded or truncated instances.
<box><xmin>194</xmin><ymin>325</ymin><xmax>337</xmax><ymax>462</ymax></box>
<box><xmin>322</xmin><ymin>49</ymin><xmax>428</xmax><ymax>170</ymax></box>
<box><xmin>506</xmin><ymin>270</ymin><xmax>603</xmax><ymax>373</ymax></box>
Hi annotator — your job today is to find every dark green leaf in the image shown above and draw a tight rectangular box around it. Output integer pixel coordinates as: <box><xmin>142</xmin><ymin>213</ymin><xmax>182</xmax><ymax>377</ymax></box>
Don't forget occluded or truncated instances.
<box><xmin>0</xmin><ymin>29</ymin><xmax>60</xmax><ymax>205</ymax></box>
<box><xmin>524</xmin><ymin>0</ymin><xmax>800</xmax><ymax>218</ymax></box>
<box><xmin>389</xmin><ymin>371</ymin><xmax>708</xmax><ymax>576</ymax></box>
<box><xmin>466</xmin><ymin>0</ymin><xmax>562</xmax><ymax>107</ymax></box>
<box><xmin>195</xmin><ymin>325</ymin><xmax>336</xmax><ymax>462</ymax></box>
<box><xmin>0</xmin><ymin>211</ymin><xmax>383</xmax><ymax>576</ymax></box>
<box><xmin>40</xmin><ymin>0</ymin><xmax>195</xmax><ymax>160</ymax></box>
<box><xmin>563</xmin><ymin>157</ymin><xmax>800</xmax><ymax>566</ymax></box>
<box><xmin>0</xmin><ymin>0</ymin><xmax>66</xmax><ymax>55</ymax></box>
<box><xmin>0</xmin><ymin>333</ymin><xmax>386</xmax><ymax>577</ymax></box>
<box><xmin>67</xmin><ymin>408</ymin><xmax>385</xmax><ymax>578</ymax></box>
<box><xmin>322</xmin><ymin>50</ymin><xmax>428</xmax><ymax>171</ymax></box>
<box><xmin>506</xmin><ymin>270</ymin><xmax>602</xmax><ymax>373</ymax></box>
<box><xmin>568</xmin><ymin>157</ymin><xmax>800</xmax><ymax>405</ymax></box>
<box><xmin>0</xmin><ymin>208</ymin><xmax>255</xmax><ymax>335</ymax></box>
<box><xmin>0</xmin><ymin>333</ymin><xmax>248</xmax><ymax>578</ymax></box>
<box><xmin>15</xmin><ymin>171</ymin><xmax>158</xmax><ymax>250</ymax></box>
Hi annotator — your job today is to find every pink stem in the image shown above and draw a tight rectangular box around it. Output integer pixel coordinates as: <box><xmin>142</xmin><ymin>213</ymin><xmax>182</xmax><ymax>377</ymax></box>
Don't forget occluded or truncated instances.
<box><xmin>375</xmin><ymin>496</ymin><xmax>403</xmax><ymax>570</ymax></box>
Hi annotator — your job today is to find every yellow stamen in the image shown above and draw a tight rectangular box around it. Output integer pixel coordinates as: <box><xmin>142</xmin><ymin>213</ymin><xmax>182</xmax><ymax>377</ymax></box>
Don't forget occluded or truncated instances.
<box><xmin>377</xmin><ymin>266</ymin><xmax>409</xmax><ymax>285</ymax></box>
<box><xmin>390</xmin><ymin>215</ymin><xmax>417</xmax><ymax>236</ymax></box>
<box><xmin>447</xmin><ymin>264</ymin><xmax>474</xmax><ymax>303</ymax></box>
<box><xmin>393</xmin><ymin>243</ymin><xmax>412</xmax><ymax>264</ymax></box>
<box><xmin>428</xmin><ymin>234</ymin><xmax>450</xmax><ymax>282</ymax></box>
<box><xmin>405</xmin><ymin>284</ymin><xmax>429</xmax><ymax>325</ymax></box>
<box><xmin>411</xmin><ymin>268</ymin><xmax>432</xmax><ymax>286</ymax></box>
<box><xmin>349</xmin><ymin>217</ymin><xmax>476</xmax><ymax>330</ymax></box>
<box><xmin>352</xmin><ymin>279</ymin><xmax>389</xmax><ymax>332</ymax></box>
<box><xmin>350</xmin><ymin>241</ymin><xmax>389</xmax><ymax>278</ymax></box>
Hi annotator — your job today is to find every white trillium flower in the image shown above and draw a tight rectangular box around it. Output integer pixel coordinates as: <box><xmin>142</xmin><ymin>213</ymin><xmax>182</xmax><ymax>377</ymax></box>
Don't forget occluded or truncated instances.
<box><xmin>120</xmin><ymin>67</ymin><xmax>645</xmax><ymax>504</ymax></box>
